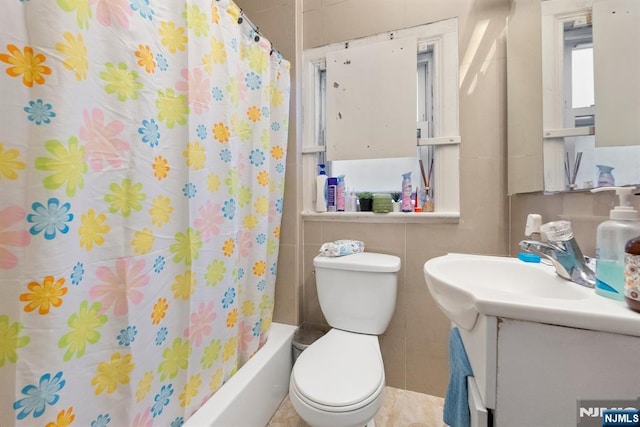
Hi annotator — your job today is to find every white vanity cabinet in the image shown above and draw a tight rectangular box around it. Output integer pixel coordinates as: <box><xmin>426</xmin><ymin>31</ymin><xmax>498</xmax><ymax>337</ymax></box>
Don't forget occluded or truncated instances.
<box><xmin>459</xmin><ymin>315</ymin><xmax>640</xmax><ymax>427</ymax></box>
<box><xmin>423</xmin><ymin>254</ymin><xmax>640</xmax><ymax>425</ymax></box>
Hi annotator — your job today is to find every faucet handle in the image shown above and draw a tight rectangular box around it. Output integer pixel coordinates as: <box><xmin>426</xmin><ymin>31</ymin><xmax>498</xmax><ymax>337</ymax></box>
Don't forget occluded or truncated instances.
<box><xmin>524</xmin><ymin>214</ymin><xmax>542</xmax><ymax>237</ymax></box>
<box><xmin>540</xmin><ymin>220</ymin><xmax>574</xmax><ymax>242</ymax></box>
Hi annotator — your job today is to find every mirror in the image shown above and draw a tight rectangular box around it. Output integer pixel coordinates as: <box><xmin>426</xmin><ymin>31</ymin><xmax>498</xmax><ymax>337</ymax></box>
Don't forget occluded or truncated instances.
<box><xmin>507</xmin><ymin>0</ymin><xmax>640</xmax><ymax>194</ymax></box>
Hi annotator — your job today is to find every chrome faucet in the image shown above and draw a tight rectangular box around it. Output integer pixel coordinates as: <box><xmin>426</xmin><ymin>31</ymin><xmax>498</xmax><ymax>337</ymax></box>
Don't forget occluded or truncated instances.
<box><xmin>519</xmin><ymin>220</ymin><xmax>595</xmax><ymax>288</ymax></box>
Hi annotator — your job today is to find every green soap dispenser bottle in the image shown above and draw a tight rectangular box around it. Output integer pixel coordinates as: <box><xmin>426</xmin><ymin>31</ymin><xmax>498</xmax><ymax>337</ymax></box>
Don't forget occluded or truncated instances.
<box><xmin>591</xmin><ymin>186</ymin><xmax>640</xmax><ymax>300</ymax></box>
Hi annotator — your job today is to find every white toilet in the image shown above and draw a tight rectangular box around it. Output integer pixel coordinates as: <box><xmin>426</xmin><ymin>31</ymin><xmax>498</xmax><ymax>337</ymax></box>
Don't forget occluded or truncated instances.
<box><xmin>289</xmin><ymin>252</ymin><xmax>401</xmax><ymax>427</ymax></box>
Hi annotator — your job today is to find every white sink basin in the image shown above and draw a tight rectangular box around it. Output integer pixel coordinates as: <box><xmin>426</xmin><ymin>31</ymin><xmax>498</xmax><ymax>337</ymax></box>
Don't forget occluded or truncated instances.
<box><xmin>430</xmin><ymin>256</ymin><xmax>589</xmax><ymax>300</ymax></box>
<box><xmin>424</xmin><ymin>253</ymin><xmax>640</xmax><ymax>336</ymax></box>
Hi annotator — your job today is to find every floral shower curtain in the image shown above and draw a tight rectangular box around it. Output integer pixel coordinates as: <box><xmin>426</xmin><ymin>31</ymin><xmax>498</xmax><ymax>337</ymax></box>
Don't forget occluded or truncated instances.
<box><xmin>0</xmin><ymin>0</ymin><xmax>290</xmax><ymax>425</ymax></box>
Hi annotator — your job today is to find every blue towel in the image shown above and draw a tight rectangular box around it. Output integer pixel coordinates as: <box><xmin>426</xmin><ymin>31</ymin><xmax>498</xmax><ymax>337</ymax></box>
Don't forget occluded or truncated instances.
<box><xmin>443</xmin><ymin>327</ymin><xmax>474</xmax><ymax>427</ymax></box>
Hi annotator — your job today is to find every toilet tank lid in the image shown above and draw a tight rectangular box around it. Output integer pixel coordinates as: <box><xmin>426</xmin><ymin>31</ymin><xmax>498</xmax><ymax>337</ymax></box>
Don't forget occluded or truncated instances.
<box><xmin>313</xmin><ymin>252</ymin><xmax>401</xmax><ymax>272</ymax></box>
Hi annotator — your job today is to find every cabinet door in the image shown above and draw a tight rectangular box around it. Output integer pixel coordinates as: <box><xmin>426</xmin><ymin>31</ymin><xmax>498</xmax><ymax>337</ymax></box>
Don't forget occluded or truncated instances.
<box><xmin>496</xmin><ymin>319</ymin><xmax>640</xmax><ymax>426</ymax></box>
<box><xmin>458</xmin><ymin>315</ymin><xmax>498</xmax><ymax>409</ymax></box>
<box><xmin>468</xmin><ymin>377</ymin><xmax>488</xmax><ymax>427</ymax></box>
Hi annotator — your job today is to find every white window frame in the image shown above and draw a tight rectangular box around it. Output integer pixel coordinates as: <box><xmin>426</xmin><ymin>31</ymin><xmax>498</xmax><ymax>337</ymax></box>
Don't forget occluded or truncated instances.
<box><xmin>300</xmin><ymin>18</ymin><xmax>461</xmax><ymax>222</ymax></box>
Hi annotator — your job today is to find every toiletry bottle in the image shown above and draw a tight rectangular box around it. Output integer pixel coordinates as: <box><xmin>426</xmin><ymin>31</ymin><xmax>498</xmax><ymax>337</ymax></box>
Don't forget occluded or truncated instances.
<box><xmin>315</xmin><ymin>164</ymin><xmax>328</xmax><ymax>212</ymax></box>
<box><xmin>401</xmin><ymin>172</ymin><xmax>412</xmax><ymax>212</ymax></box>
<box><xmin>344</xmin><ymin>188</ymin><xmax>351</xmax><ymax>212</ymax></box>
<box><xmin>624</xmin><ymin>236</ymin><xmax>640</xmax><ymax>313</ymax></box>
<box><xmin>591</xmin><ymin>186</ymin><xmax>640</xmax><ymax>301</ymax></box>
<box><xmin>414</xmin><ymin>187</ymin><xmax>422</xmax><ymax>212</ymax></box>
<box><xmin>596</xmin><ymin>165</ymin><xmax>615</xmax><ymax>187</ymax></box>
<box><xmin>327</xmin><ymin>177</ymin><xmax>338</xmax><ymax>212</ymax></box>
<box><xmin>336</xmin><ymin>175</ymin><xmax>345</xmax><ymax>212</ymax></box>
<box><xmin>344</xmin><ymin>189</ymin><xmax>354</xmax><ymax>212</ymax></box>
<box><xmin>423</xmin><ymin>190</ymin><xmax>434</xmax><ymax>212</ymax></box>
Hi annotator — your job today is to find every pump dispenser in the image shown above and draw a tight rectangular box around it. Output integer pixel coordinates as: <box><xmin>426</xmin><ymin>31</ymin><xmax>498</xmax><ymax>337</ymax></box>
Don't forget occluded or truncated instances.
<box><xmin>591</xmin><ymin>186</ymin><xmax>640</xmax><ymax>300</ymax></box>
<box><xmin>315</xmin><ymin>164</ymin><xmax>328</xmax><ymax>212</ymax></box>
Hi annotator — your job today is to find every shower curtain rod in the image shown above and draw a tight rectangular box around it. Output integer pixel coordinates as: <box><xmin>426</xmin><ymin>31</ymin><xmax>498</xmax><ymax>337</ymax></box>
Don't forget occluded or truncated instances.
<box><xmin>235</xmin><ymin>5</ymin><xmax>282</xmax><ymax>58</ymax></box>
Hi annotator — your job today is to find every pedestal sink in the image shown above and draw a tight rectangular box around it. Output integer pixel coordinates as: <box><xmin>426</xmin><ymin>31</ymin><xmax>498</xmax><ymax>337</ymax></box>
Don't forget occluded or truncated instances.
<box><xmin>423</xmin><ymin>253</ymin><xmax>640</xmax><ymax>335</ymax></box>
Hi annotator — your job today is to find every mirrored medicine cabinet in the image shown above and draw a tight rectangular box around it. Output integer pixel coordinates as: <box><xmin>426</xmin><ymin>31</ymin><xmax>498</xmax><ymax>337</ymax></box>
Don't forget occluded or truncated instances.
<box><xmin>507</xmin><ymin>0</ymin><xmax>640</xmax><ymax>194</ymax></box>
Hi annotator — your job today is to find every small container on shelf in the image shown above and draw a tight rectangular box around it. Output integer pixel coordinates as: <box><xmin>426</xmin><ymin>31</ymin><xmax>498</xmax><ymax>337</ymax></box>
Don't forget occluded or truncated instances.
<box><xmin>372</xmin><ymin>193</ymin><xmax>393</xmax><ymax>213</ymax></box>
<box><xmin>357</xmin><ymin>192</ymin><xmax>373</xmax><ymax>212</ymax></box>
<box><xmin>423</xmin><ymin>190</ymin><xmax>434</xmax><ymax>212</ymax></box>
<box><xmin>327</xmin><ymin>177</ymin><xmax>338</xmax><ymax>212</ymax></box>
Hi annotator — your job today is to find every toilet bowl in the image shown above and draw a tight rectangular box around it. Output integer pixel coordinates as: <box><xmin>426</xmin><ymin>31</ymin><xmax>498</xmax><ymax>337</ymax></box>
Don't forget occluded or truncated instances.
<box><xmin>289</xmin><ymin>329</ymin><xmax>385</xmax><ymax>427</ymax></box>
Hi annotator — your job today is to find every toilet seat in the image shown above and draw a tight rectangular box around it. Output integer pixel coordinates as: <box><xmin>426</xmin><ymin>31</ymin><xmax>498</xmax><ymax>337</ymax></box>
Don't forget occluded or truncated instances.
<box><xmin>291</xmin><ymin>329</ymin><xmax>385</xmax><ymax>413</ymax></box>
<box><xmin>290</xmin><ymin>372</ymin><xmax>385</xmax><ymax>414</ymax></box>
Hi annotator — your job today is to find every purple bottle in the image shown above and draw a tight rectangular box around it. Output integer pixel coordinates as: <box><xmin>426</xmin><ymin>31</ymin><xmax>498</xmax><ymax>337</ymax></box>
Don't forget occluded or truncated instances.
<box><xmin>327</xmin><ymin>177</ymin><xmax>338</xmax><ymax>212</ymax></box>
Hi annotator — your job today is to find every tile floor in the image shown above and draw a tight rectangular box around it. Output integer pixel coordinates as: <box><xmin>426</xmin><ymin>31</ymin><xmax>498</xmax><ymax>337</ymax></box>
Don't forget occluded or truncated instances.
<box><xmin>267</xmin><ymin>386</ymin><xmax>446</xmax><ymax>427</ymax></box>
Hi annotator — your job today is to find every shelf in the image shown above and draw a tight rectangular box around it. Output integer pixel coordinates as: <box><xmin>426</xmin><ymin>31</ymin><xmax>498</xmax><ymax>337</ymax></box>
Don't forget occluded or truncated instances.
<box><xmin>301</xmin><ymin>210</ymin><xmax>460</xmax><ymax>223</ymax></box>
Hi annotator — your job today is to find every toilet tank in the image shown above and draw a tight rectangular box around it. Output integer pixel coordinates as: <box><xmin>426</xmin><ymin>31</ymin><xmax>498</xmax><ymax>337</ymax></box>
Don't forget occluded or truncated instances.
<box><xmin>313</xmin><ymin>252</ymin><xmax>400</xmax><ymax>335</ymax></box>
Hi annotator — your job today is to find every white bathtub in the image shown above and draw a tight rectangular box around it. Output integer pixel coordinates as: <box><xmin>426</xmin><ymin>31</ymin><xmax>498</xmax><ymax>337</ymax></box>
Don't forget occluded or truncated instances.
<box><xmin>185</xmin><ymin>322</ymin><xmax>297</xmax><ymax>427</ymax></box>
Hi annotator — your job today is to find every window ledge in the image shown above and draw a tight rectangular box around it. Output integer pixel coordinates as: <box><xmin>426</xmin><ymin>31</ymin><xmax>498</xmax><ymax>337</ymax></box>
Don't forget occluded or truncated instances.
<box><xmin>301</xmin><ymin>211</ymin><xmax>460</xmax><ymax>223</ymax></box>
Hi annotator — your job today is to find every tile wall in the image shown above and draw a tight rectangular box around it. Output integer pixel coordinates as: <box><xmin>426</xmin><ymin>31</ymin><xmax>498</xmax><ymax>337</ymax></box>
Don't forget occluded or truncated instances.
<box><xmin>509</xmin><ymin>190</ymin><xmax>637</xmax><ymax>260</ymax></box>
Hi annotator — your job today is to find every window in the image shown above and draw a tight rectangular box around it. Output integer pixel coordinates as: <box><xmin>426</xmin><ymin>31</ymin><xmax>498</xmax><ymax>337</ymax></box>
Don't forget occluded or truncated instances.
<box><xmin>542</xmin><ymin>1</ymin><xmax>640</xmax><ymax>191</ymax></box>
<box><xmin>301</xmin><ymin>19</ymin><xmax>460</xmax><ymax>219</ymax></box>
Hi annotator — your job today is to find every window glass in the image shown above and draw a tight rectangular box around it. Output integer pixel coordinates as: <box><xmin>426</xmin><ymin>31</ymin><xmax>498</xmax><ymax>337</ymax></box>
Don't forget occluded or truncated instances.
<box><xmin>563</xmin><ymin>23</ymin><xmax>594</xmax><ymax>127</ymax></box>
<box><xmin>571</xmin><ymin>47</ymin><xmax>593</xmax><ymax>109</ymax></box>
